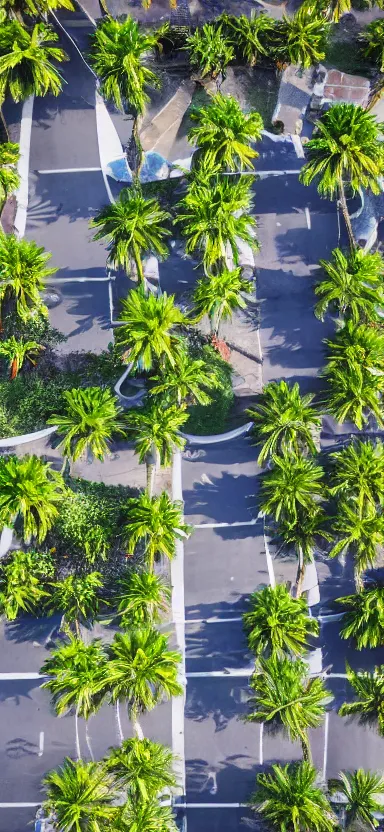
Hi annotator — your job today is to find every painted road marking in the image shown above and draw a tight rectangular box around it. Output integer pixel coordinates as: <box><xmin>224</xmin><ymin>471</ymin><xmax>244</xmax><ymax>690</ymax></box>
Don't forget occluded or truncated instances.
<box><xmin>322</xmin><ymin>711</ymin><xmax>329</xmax><ymax>782</ymax></box>
<box><xmin>37</xmin><ymin>167</ymin><xmax>102</xmax><ymax>174</ymax></box>
<box><xmin>38</xmin><ymin>731</ymin><xmax>44</xmax><ymax>757</ymax></box>
<box><xmin>305</xmin><ymin>207</ymin><xmax>311</xmax><ymax>229</ymax></box>
<box><xmin>186</xmin><ymin>617</ymin><xmax>243</xmax><ymax>624</ymax></box>
<box><xmin>193</xmin><ymin>518</ymin><xmax>259</xmax><ymax>529</ymax></box>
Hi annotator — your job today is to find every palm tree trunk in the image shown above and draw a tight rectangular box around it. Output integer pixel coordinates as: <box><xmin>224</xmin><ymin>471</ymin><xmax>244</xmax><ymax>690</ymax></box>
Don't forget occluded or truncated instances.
<box><xmin>115</xmin><ymin>700</ymin><xmax>124</xmax><ymax>745</ymax></box>
<box><xmin>366</xmin><ymin>74</ymin><xmax>384</xmax><ymax>112</ymax></box>
<box><xmin>338</xmin><ymin>178</ymin><xmax>355</xmax><ymax>248</ymax></box>
<box><xmin>295</xmin><ymin>545</ymin><xmax>305</xmax><ymax>598</ymax></box>
<box><xmin>132</xmin><ymin>114</ymin><xmax>144</xmax><ymax>180</ymax></box>
<box><xmin>300</xmin><ymin>732</ymin><xmax>312</xmax><ymax>763</ymax></box>
<box><xmin>85</xmin><ymin>718</ymin><xmax>95</xmax><ymax>761</ymax></box>
<box><xmin>131</xmin><ymin>707</ymin><xmax>144</xmax><ymax>739</ymax></box>
<box><xmin>133</xmin><ymin>245</ymin><xmax>144</xmax><ymax>286</ymax></box>
<box><xmin>0</xmin><ymin>103</ymin><xmax>9</xmax><ymax>142</ymax></box>
<box><xmin>354</xmin><ymin>566</ymin><xmax>364</xmax><ymax>594</ymax></box>
<box><xmin>146</xmin><ymin>461</ymin><xmax>155</xmax><ymax>497</ymax></box>
<box><xmin>10</xmin><ymin>359</ymin><xmax>17</xmax><ymax>380</ymax></box>
<box><xmin>75</xmin><ymin>703</ymin><xmax>81</xmax><ymax>760</ymax></box>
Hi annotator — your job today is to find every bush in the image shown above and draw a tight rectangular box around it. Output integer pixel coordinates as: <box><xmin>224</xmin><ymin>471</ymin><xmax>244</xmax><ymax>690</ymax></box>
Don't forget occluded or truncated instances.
<box><xmin>185</xmin><ymin>342</ymin><xmax>234</xmax><ymax>435</ymax></box>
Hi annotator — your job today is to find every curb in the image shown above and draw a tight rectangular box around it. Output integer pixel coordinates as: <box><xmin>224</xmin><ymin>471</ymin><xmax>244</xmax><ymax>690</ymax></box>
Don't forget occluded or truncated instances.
<box><xmin>0</xmin><ymin>424</ymin><xmax>57</xmax><ymax>449</ymax></box>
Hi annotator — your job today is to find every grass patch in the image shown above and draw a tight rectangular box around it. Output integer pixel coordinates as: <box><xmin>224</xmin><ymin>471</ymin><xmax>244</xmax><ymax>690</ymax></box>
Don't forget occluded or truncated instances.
<box><xmin>325</xmin><ymin>33</ymin><xmax>373</xmax><ymax>76</ymax></box>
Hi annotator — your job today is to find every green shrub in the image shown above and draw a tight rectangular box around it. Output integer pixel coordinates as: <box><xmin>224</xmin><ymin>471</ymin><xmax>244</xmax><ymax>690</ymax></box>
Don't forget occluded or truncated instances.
<box><xmin>185</xmin><ymin>343</ymin><xmax>234</xmax><ymax>435</ymax></box>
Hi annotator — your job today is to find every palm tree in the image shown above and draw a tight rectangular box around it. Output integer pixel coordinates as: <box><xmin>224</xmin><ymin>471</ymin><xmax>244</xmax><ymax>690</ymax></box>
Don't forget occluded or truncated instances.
<box><xmin>247</xmin><ymin>380</ymin><xmax>321</xmax><ymax>466</ymax></box>
<box><xmin>150</xmin><ymin>347</ymin><xmax>218</xmax><ymax>407</ymax></box>
<box><xmin>124</xmin><ymin>402</ymin><xmax>187</xmax><ymax>495</ymax></box>
<box><xmin>329</xmin><ymin>769</ymin><xmax>384</xmax><ymax>829</ymax></box>
<box><xmin>177</xmin><ymin>175</ymin><xmax>258</xmax><ymax>274</ymax></box>
<box><xmin>361</xmin><ymin>19</ymin><xmax>384</xmax><ymax>73</ymax></box>
<box><xmin>90</xmin><ymin>187</ymin><xmax>171</xmax><ymax>282</ymax></box>
<box><xmin>106</xmin><ymin>628</ymin><xmax>182</xmax><ymax>740</ymax></box>
<box><xmin>106</xmin><ymin>737</ymin><xmax>176</xmax><ymax>800</ymax></box>
<box><xmin>330</xmin><ymin>502</ymin><xmax>384</xmax><ymax>592</ymax></box>
<box><xmin>89</xmin><ymin>16</ymin><xmax>160</xmax><ymax>164</ymax></box>
<box><xmin>0</xmin><ymin>548</ymin><xmax>52</xmax><ymax>620</ymax></box>
<box><xmin>1</xmin><ymin>0</ymin><xmax>74</xmax><ymax>21</ymax></box>
<box><xmin>41</xmin><ymin>636</ymin><xmax>108</xmax><ymax>761</ymax></box>
<box><xmin>274</xmin><ymin>508</ymin><xmax>332</xmax><ymax>598</ymax></box>
<box><xmin>337</xmin><ymin>587</ymin><xmax>384</xmax><ymax>650</ymax></box>
<box><xmin>188</xmin><ymin>93</ymin><xmax>263</xmax><ymax>172</ymax></box>
<box><xmin>219</xmin><ymin>11</ymin><xmax>276</xmax><ymax>67</ymax></box>
<box><xmin>186</xmin><ymin>23</ymin><xmax>234</xmax><ymax>79</ymax></box>
<box><xmin>300</xmin><ymin>104</ymin><xmax>384</xmax><ymax>245</ymax></box>
<box><xmin>324</xmin><ymin>363</ymin><xmax>384</xmax><ymax>430</ymax></box>
<box><xmin>0</xmin><ymin>142</ymin><xmax>19</xmax><ymax>209</ymax></box>
<box><xmin>339</xmin><ymin>664</ymin><xmax>384</xmax><ymax>736</ymax></box>
<box><xmin>123</xmin><ymin>491</ymin><xmax>190</xmax><ymax>572</ymax></box>
<box><xmin>316</xmin><ymin>248</ymin><xmax>384</xmax><ymax>323</ymax></box>
<box><xmin>243</xmin><ymin>583</ymin><xmax>319</xmax><ymax>659</ymax></box>
<box><xmin>260</xmin><ymin>450</ymin><xmax>324</xmax><ymax>525</ymax></box>
<box><xmin>48</xmin><ymin>386</ymin><xmax>126</xmax><ymax>472</ymax></box>
<box><xmin>0</xmin><ymin>454</ymin><xmax>65</xmax><ymax>543</ymax></box>
<box><xmin>193</xmin><ymin>267</ymin><xmax>253</xmax><ymax>336</ymax></box>
<box><xmin>116</xmin><ymin>569</ymin><xmax>171</xmax><ymax>627</ymax></box>
<box><xmin>329</xmin><ymin>440</ymin><xmax>384</xmax><ymax>511</ymax></box>
<box><xmin>50</xmin><ymin>573</ymin><xmax>103</xmax><ymax>637</ymax></box>
<box><xmin>323</xmin><ymin>321</ymin><xmax>384</xmax><ymax>379</ymax></box>
<box><xmin>43</xmin><ymin>758</ymin><xmax>119</xmax><ymax>832</ymax></box>
<box><xmin>247</xmin><ymin>656</ymin><xmax>332</xmax><ymax>761</ymax></box>
<box><xmin>115</xmin><ymin>796</ymin><xmax>178</xmax><ymax>832</ymax></box>
<box><xmin>0</xmin><ymin>335</ymin><xmax>43</xmax><ymax>379</ymax></box>
<box><xmin>250</xmin><ymin>761</ymin><xmax>337</xmax><ymax>832</ymax></box>
<box><xmin>0</xmin><ymin>20</ymin><xmax>67</xmax><ymax>109</ymax></box>
<box><xmin>275</xmin><ymin>5</ymin><xmax>330</xmax><ymax>69</ymax></box>
<box><xmin>115</xmin><ymin>288</ymin><xmax>188</xmax><ymax>373</ymax></box>
<box><xmin>0</xmin><ymin>234</ymin><xmax>57</xmax><ymax>325</ymax></box>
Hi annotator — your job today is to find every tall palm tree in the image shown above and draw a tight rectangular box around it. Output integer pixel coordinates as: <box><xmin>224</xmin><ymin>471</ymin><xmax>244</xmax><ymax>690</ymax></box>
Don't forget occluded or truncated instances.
<box><xmin>329</xmin><ymin>502</ymin><xmax>384</xmax><ymax>591</ymax></box>
<box><xmin>106</xmin><ymin>628</ymin><xmax>182</xmax><ymax>740</ymax></box>
<box><xmin>43</xmin><ymin>758</ymin><xmax>119</xmax><ymax>832</ymax></box>
<box><xmin>361</xmin><ymin>19</ymin><xmax>384</xmax><ymax>73</ymax></box>
<box><xmin>243</xmin><ymin>583</ymin><xmax>319</xmax><ymax>659</ymax></box>
<box><xmin>0</xmin><ymin>234</ymin><xmax>57</xmax><ymax>325</ymax></box>
<box><xmin>323</xmin><ymin>321</ymin><xmax>384</xmax><ymax>379</ymax></box>
<box><xmin>300</xmin><ymin>104</ymin><xmax>384</xmax><ymax>245</ymax></box>
<box><xmin>247</xmin><ymin>656</ymin><xmax>332</xmax><ymax>761</ymax></box>
<box><xmin>247</xmin><ymin>380</ymin><xmax>321</xmax><ymax>466</ymax></box>
<box><xmin>274</xmin><ymin>508</ymin><xmax>332</xmax><ymax>597</ymax></box>
<box><xmin>219</xmin><ymin>11</ymin><xmax>276</xmax><ymax>67</ymax></box>
<box><xmin>115</xmin><ymin>288</ymin><xmax>188</xmax><ymax>373</ymax></box>
<box><xmin>106</xmin><ymin>737</ymin><xmax>176</xmax><ymax>800</ymax></box>
<box><xmin>339</xmin><ymin>664</ymin><xmax>384</xmax><ymax>736</ymax></box>
<box><xmin>0</xmin><ymin>142</ymin><xmax>19</xmax><ymax>209</ymax></box>
<box><xmin>329</xmin><ymin>440</ymin><xmax>384</xmax><ymax>511</ymax></box>
<box><xmin>0</xmin><ymin>454</ymin><xmax>65</xmax><ymax>543</ymax></box>
<box><xmin>260</xmin><ymin>450</ymin><xmax>324</xmax><ymax>524</ymax></box>
<box><xmin>42</xmin><ymin>636</ymin><xmax>108</xmax><ymax>761</ymax></box>
<box><xmin>48</xmin><ymin>386</ymin><xmax>126</xmax><ymax>471</ymax></box>
<box><xmin>89</xmin><ymin>16</ymin><xmax>160</xmax><ymax>163</ymax></box>
<box><xmin>250</xmin><ymin>761</ymin><xmax>337</xmax><ymax>832</ymax></box>
<box><xmin>329</xmin><ymin>769</ymin><xmax>384</xmax><ymax>829</ymax></box>
<box><xmin>123</xmin><ymin>491</ymin><xmax>190</xmax><ymax>572</ymax></box>
<box><xmin>0</xmin><ymin>548</ymin><xmax>52</xmax><ymax>620</ymax></box>
<box><xmin>1</xmin><ymin>0</ymin><xmax>74</xmax><ymax>21</ymax></box>
<box><xmin>0</xmin><ymin>335</ymin><xmax>43</xmax><ymax>379</ymax></box>
<box><xmin>324</xmin><ymin>363</ymin><xmax>384</xmax><ymax>430</ymax></box>
<box><xmin>188</xmin><ymin>93</ymin><xmax>263</xmax><ymax>172</ymax></box>
<box><xmin>50</xmin><ymin>573</ymin><xmax>103</xmax><ymax>637</ymax></box>
<box><xmin>0</xmin><ymin>20</ymin><xmax>67</xmax><ymax>106</ymax></box>
<box><xmin>125</xmin><ymin>402</ymin><xmax>187</xmax><ymax>495</ymax></box>
<box><xmin>115</xmin><ymin>796</ymin><xmax>178</xmax><ymax>832</ymax></box>
<box><xmin>90</xmin><ymin>187</ymin><xmax>171</xmax><ymax>282</ymax></box>
<box><xmin>177</xmin><ymin>174</ymin><xmax>258</xmax><ymax>274</ymax></box>
<box><xmin>275</xmin><ymin>4</ymin><xmax>330</xmax><ymax>69</ymax></box>
<box><xmin>116</xmin><ymin>569</ymin><xmax>171</xmax><ymax>627</ymax></box>
<box><xmin>316</xmin><ymin>248</ymin><xmax>384</xmax><ymax>323</ymax></box>
<box><xmin>150</xmin><ymin>347</ymin><xmax>218</xmax><ymax>407</ymax></box>
<box><xmin>186</xmin><ymin>23</ymin><xmax>234</xmax><ymax>79</ymax></box>
<box><xmin>337</xmin><ymin>587</ymin><xmax>384</xmax><ymax>650</ymax></box>
<box><xmin>193</xmin><ymin>267</ymin><xmax>253</xmax><ymax>336</ymax></box>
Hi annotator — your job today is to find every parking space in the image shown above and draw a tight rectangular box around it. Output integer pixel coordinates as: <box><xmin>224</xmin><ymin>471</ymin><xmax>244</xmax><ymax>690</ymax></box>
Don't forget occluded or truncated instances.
<box><xmin>185</xmin><ymin>807</ymin><xmax>257</xmax><ymax>832</ymax></box>
<box><xmin>0</xmin><ymin>807</ymin><xmax>39</xmax><ymax>832</ymax></box>
<box><xmin>0</xmin><ymin>615</ymin><xmax>62</xmax><ymax>674</ymax></box>
<box><xmin>320</xmin><ymin>621</ymin><xmax>384</xmax><ymax>676</ymax></box>
<box><xmin>185</xmin><ymin>620</ymin><xmax>252</xmax><ymax>673</ymax></box>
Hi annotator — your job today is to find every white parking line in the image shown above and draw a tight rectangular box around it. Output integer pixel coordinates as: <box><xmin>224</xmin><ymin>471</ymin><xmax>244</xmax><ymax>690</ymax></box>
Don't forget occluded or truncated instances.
<box><xmin>186</xmin><ymin>617</ymin><xmax>243</xmax><ymax>624</ymax></box>
<box><xmin>0</xmin><ymin>803</ymin><xmax>41</xmax><ymax>808</ymax></box>
<box><xmin>37</xmin><ymin>167</ymin><xmax>101</xmax><ymax>174</ymax></box>
<box><xmin>305</xmin><ymin>207</ymin><xmax>311</xmax><ymax>229</ymax></box>
<box><xmin>322</xmin><ymin>711</ymin><xmax>329</xmax><ymax>782</ymax></box>
<box><xmin>259</xmin><ymin>723</ymin><xmax>264</xmax><ymax>765</ymax></box>
<box><xmin>176</xmin><ymin>803</ymin><xmax>248</xmax><ymax>808</ymax></box>
<box><xmin>193</xmin><ymin>519</ymin><xmax>259</xmax><ymax>529</ymax></box>
<box><xmin>187</xmin><ymin>669</ymin><xmax>253</xmax><ymax>678</ymax></box>
<box><xmin>0</xmin><ymin>673</ymin><xmax>44</xmax><ymax>680</ymax></box>
<box><xmin>38</xmin><ymin>731</ymin><xmax>44</xmax><ymax>757</ymax></box>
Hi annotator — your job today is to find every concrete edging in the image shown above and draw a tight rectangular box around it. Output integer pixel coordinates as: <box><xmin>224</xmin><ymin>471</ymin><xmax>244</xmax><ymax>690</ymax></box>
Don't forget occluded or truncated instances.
<box><xmin>0</xmin><ymin>424</ymin><xmax>57</xmax><ymax>449</ymax></box>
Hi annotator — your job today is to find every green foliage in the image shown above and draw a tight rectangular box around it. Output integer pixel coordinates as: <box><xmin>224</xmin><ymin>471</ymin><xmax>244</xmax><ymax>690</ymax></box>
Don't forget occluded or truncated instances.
<box><xmin>274</xmin><ymin>507</ymin><xmax>332</xmax><ymax>565</ymax></box>
<box><xmin>49</xmin><ymin>478</ymin><xmax>136</xmax><ymax>564</ymax></box>
<box><xmin>0</xmin><ymin>335</ymin><xmax>43</xmax><ymax>378</ymax></box>
<box><xmin>0</xmin><ymin>20</ymin><xmax>67</xmax><ymax>102</ymax></box>
<box><xmin>275</xmin><ymin>5</ymin><xmax>330</xmax><ymax>69</ymax></box>
<box><xmin>0</xmin><ymin>454</ymin><xmax>65</xmax><ymax>543</ymax></box>
<box><xmin>300</xmin><ymin>104</ymin><xmax>384</xmax><ymax>199</ymax></box>
<box><xmin>251</xmin><ymin>761</ymin><xmax>337</xmax><ymax>832</ymax></box>
<box><xmin>316</xmin><ymin>248</ymin><xmax>384</xmax><ymax>323</ymax></box>
<box><xmin>185</xmin><ymin>343</ymin><xmax>233</xmax><ymax>435</ymax></box>
<box><xmin>361</xmin><ymin>19</ymin><xmax>384</xmax><ymax>72</ymax></box>
<box><xmin>329</xmin><ymin>439</ymin><xmax>384</xmax><ymax>510</ymax></box>
<box><xmin>48</xmin><ymin>386</ymin><xmax>126</xmax><ymax>464</ymax></box>
<box><xmin>106</xmin><ymin>737</ymin><xmax>176</xmax><ymax>800</ymax></box>
<box><xmin>0</xmin><ymin>0</ymin><xmax>74</xmax><ymax>19</ymax></box>
<box><xmin>243</xmin><ymin>583</ymin><xmax>319</xmax><ymax>659</ymax></box>
<box><xmin>42</xmin><ymin>636</ymin><xmax>108</xmax><ymax>719</ymax></box>
<box><xmin>89</xmin><ymin>16</ymin><xmax>160</xmax><ymax>118</ymax></box>
<box><xmin>329</xmin><ymin>502</ymin><xmax>384</xmax><ymax>591</ymax></box>
<box><xmin>0</xmin><ymin>234</ymin><xmax>57</xmax><ymax>323</ymax></box>
<box><xmin>116</xmin><ymin>288</ymin><xmax>188</xmax><ymax>372</ymax></box>
<box><xmin>116</xmin><ymin>796</ymin><xmax>178</xmax><ymax>832</ymax></box>
<box><xmin>260</xmin><ymin>450</ymin><xmax>324</xmax><ymax>524</ymax></box>
<box><xmin>150</xmin><ymin>345</ymin><xmax>219</xmax><ymax>407</ymax></box>
<box><xmin>0</xmin><ymin>548</ymin><xmax>54</xmax><ymax>620</ymax></box>
<box><xmin>186</xmin><ymin>23</ymin><xmax>234</xmax><ymax>79</ymax></box>
<box><xmin>43</xmin><ymin>758</ymin><xmax>119</xmax><ymax>832</ymax></box>
<box><xmin>339</xmin><ymin>664</ymin><xmax>384</xmax><ymax>736</ymax></box>
<box><xmin>337</xmin><ymin>587</ymin><xmax>384</xmax><ymax>650</ymax></box>
<box><xmin>188</xmin><ymin>93</ymin><xmax>263</xmax><ymax>172</ymax></box>
<box><xmin>90</xmin><ymin>186</ymin><xmax>171</xmax><ymax>281</ymax></box>
<box><xmin>0</xmin><ymin>142</ymin><xmax>19</xmax><ymax>208</ymax></box>
<box><xmin>193</xmin><ymin>266</ymin><xmax>253</xmax><ymax>336</ymax></box>
<box><xmin>123</xmin><ymin>491</ymin><xmax>191</xmax><ymax>572</ymax></box>
<box><xmin>329</xmin><ymin>769</ymin><xmax>384</xmax><ymax>830</ymax></box>
<box><xmin>2</xmin><ymin>308</ymin><xmax>66</xmax><ymax>349</ymax></box>
<box><xmin>125</xmin><ymin>402</ymin><xmax>188</xmax><ymax>467</ymax></box>
<box><xmin>116</xmin><ymin>569</ymin><xmax>171</xmax><ymax>626</ymax></box>
<box><xmin>219</xmin><ymin>11</ymin><xmax>276</xmax><ymax>67</ymax></box>
<box><xmin>247</xmin><ymin>380</ymin><xmax>320</xmax><ymax>465</ymax></box>
<box><xmin>50</xmin><ymin>572</ymin><xmax>103</xmax><ymax>632</ymax></box>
